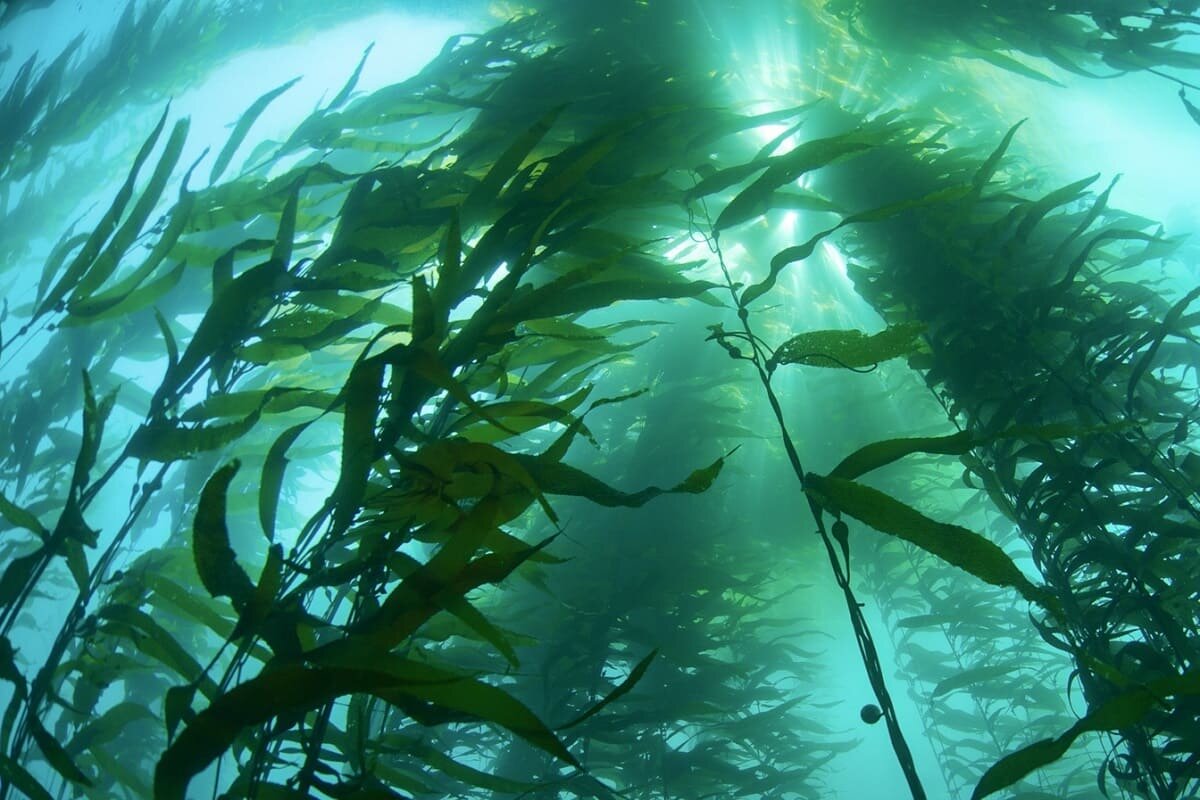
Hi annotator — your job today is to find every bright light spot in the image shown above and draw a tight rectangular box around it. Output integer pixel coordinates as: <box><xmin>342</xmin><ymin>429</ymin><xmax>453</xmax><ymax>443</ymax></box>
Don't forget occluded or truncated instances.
<box><xmin>780</xmin><ymin>210</ymin><xmax>799</xmax><ymax>236</ymax></box>
<box><xmin>755</xmin><ymin>123</ymin><xmax>791</xmax><ymax>151</ymax></box>
<box><xmin>665</xmin><ymin>237</ymin><xmax>704</xmax><ymax>261</ymax></box>
<box><xmin>485</xmin><ymin>261</ymin><xmax>510</xmax><ymax>291</ymax></box>
<box><xmin>821</xmin><ymin>240</ymin><xmax>848</xmax><ymax>279</ymax></box>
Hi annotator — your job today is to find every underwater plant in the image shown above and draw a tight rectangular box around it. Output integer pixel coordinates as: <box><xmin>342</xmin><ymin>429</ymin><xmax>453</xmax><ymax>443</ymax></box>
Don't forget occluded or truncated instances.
<box><xmin>1</xmin><ymin>1</ymin><xmax>1198</xmax><ymax>799</ymax></box>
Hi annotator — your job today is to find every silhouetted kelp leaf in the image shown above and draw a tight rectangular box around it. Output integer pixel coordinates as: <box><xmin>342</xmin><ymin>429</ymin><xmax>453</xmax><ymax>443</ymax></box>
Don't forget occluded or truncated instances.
<box><xmin>446</xmin><ymin>388</ymin><xmax>591</xmax><ymax>444</ymax></box>
<box><xmin>0</xmin><ymin>492</ymin><xmax>48</xmax><ymax>538</ymax></box>
<box><xmin>512</xmin><ymin>447</ymin><xmax>733</xmax><ymax>508</ymax></box>
<box><xmin>65</xmin><ymin>150</ymin><xmax>200</xmax><ymax>321</ymax></box>
<box><xmin>65</xmin><ymin>259</ymin><xmax>187</xmax><ymax>323</ymax></box>
<box><xmin>931</xmin><ymin>663</ymin><xmax>1024</xmax><ymax>698</ymax></box>
<box><xmin>740</xmin><ymin>183</ymin><xmax>972</xmax><ymax>306</ymax></box>
<box><xmin>192</xmin><ymin>460</ymin><xmax>254</xmax><ymax>607</ymax></box>
<box><xmin>0</xmin><ymin>754</ymin><xmax>54</xmax><ymax>800</ymax></box>
<box><xmin>769</xmin><ymin>323</ymin><xmax>925</xmax><ymax>372</ymax></box>
<box><xmin>154</xmin><ymin>660</ymin><xmax>579</xmax><ymax>800</ymax></box>
<box><xmin>433</xmin><ymin>207</ymin><xmax>462</xmax><ymax>311</ymax></box>
<box><xmin>209</xmin><ymin>76</ymin><xmax>301</xmax><ymax>185</ymax></box>
<box><xmin>34</xmin><ymin>230</ymin><xmax>89</xmax><ymax>312</ymax></box>
<box><xmin>0</xmin><ymin>549</ymin><xmax>43</xmax><ymax>608</ymax></box>
<box><xmin>829</xmin><ymin>431</ymin><xmax>974</xmax><ymax>481</ymax></box>
<box><xmin>72</xmin><ymin>370</ymin><xmax>116</xmax><ymax>498</ymax></box>
<box><xmin>1012</xmin><ymin>173</ymin><xmax>1100</xmax><ymax>243</ymax></box>
<box><xmin>231</xmin><ymin>543</ymin><xmax>284</xmax><ymax>640</ymax></box>
<box><xmin>443</xmin><ymin>592</ymin><xmax>521</xmax><ymax>668</ymax></box>
<box><xmin>260</xmin><ymin>422</ymin><xmax>308</xmax><ymax>542</ymax></box>
<box><xmin>558</xmin><ymin>649</ymin><xmax>658</xmax><ymax>730</ymax></box>
<box><xmin>531</xmin><ymin>126</ymin><xmax>623</xmax><ymax>203</ymax></box>
<box><xmin>152</xmin><ymin>256</ymin><xmax>293</xmax><ymax>410</ymax></box>
<box><xmin>464</xmin><ymin>105</ymin><xmax>563</xmax><ymax>221</ymax></box>
<box><xmin>35</xmin><ymin>104</ymin><xmax>171</xmax><ymax>319</ymax></box>
<box><xmin>97</xmin><ymin>604</ymin><xmax>213</xmax><ymax>690</ymax></box>
<box><xmin>390</xmin><ymin>552</ymin><xmax>519</xmax><ymax>666</ymax></box>
<box><xmin>325</xmin><ymin>533</ymin><xmax>556</xmax><ymax>656</ymax></box>
<box><xmin>0</xmin><ymin>636</ymin><xmax>26</xmax><ymax>699</ymax></box>
<box><xmin>28</xmin><ymin>712</ymin><xmax>91</xmax><ymax>786</ymax></box>
<box><xmin>68</xmin><ymin>118</ymin><xmax>190</xmax><ymax>304</ymax></box>
<box><xmin>154</xmin><ymin>307</ymin><xmax>179</xmax><ymax>375</ymax></box>
<box><xmin>497</xmin><ymin>273</ymin><xmax>719</xmax><ymax>325</ymax></box>
<box><xmin>806</xmin><ymin>474</ymin><xmax>1056</xmax><ymax>612</ymax></box>
<box><xmin>272</xmin><ymin>173</ymin><xmax>304</xmax><ymax>270</ymax></box>
<box><xmin>375</xmin><ymin>733</ymin><xmax>543</xmax><ymax>794</ymax></box>
<box><xmin>972</xmin><ymin>119</ymin><xmax>1025</xmax><ymax>195</ymax></box>
<box><xmin>1126</xmin><ymin>285</ymin><xmax>1200</xmax><ymax>415</ymax></box>
<box><xmin>715</xmin><ymin>133</ymin><xmax>879</xmax><ymax>231</ymax></box>
<box><xmin>164</xmin><ymin>683</ymin><xmax>196</xmax><ymax>741</ymax></box>
<box><xmin>1179</xmin><ymin>88</ymin><xmax>1200</xmax><ymax>128</ymax></box>
<box><xmin>143</xmin><ymin>569</ymin><xmax>258</xmax><ymax>649</ymax></box>
<box><xmin>128</xmin><ymin>410</ymin><xmax>261</xmax><ymax>463</ymax></box>
<box><xmin>325</xmin><ymin>42</ymin><xmax>373</xmax><ymax>111</ymax></box>
<box><xmin>973</xmin><ymin>671</ymin><xmax>1200</xmax><ymax>799</ymax></box>
<box><xmin>330</xmin><ymin>356</ymin><xmax>385</xmax><ymax>536</ymax></box>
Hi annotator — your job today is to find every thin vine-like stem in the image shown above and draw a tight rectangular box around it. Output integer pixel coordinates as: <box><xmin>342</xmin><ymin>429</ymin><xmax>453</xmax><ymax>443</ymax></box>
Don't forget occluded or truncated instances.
<box><xmin>697</xmin><ymin>216</ymin><xmax>928</xmax><ymax>799</ymax></box>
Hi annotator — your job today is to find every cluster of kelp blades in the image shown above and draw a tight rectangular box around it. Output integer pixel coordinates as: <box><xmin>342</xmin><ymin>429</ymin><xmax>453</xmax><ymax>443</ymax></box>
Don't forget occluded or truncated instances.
<box><xmin>864</xmin><ymin>516</ymin><xmax>1096</xmax><ymax>798</ymax></box>
<box><xmin>0</xmin><ymin>8</ymin><xmax>881</xmax><ymax>800</ymax></box>
<box><xmin>823</xmin><ymin>123</ymin><xmax>1200</xmax><ymax>798</ymax></box>
<box><xmin>0</xmin><ymin>0</ymin><xmax>450</xmax><ymax>277</ymax></box>
<box><xmin>1</xmin><ymin>2</ymin><xmax>1199</xmax><ymax>800</ymax></box>
<box><xmin>708</xmin><ymin>98</ymin><xmax>1200</xmax><ymax>796</ymax></box>
<box><xmin>823</xmin><ymin>0</ymin><xmax>1200</xmax><ymax>86</ymax></box>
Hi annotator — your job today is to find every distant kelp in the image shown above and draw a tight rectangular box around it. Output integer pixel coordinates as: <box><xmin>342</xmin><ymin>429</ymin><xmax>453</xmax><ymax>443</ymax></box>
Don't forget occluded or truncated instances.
<box><xmin>824</xmin><ymin>0</ymin><xmax>1200</xmax><ymax>87</ymax></box>
<box><xmin>829</xmin><ymin>119</ymin><xmax>1200</xmax><ymax>798</ymax></box>
<box><xmin>0</xmin><ymin>0</ymin><xmax>51</xmax><ymax>26</ymax></box>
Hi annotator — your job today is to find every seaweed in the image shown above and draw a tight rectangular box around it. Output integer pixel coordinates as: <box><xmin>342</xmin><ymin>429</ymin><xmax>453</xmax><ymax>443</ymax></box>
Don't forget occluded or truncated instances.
<box><xmin>2</xmin><ymin>1</ymin><xmax>1200</xmax><ymax>799</ymax></box>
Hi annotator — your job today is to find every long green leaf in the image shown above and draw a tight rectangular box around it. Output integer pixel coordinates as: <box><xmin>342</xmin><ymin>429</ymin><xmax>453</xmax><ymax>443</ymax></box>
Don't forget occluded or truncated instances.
<box><xmin>806</xmin><ymin>474</ymin><xmax>1056</xmax><ymax>612</ymax></box>
<box><xmin>0</xmin><ymin>753</ymin><xmax>55</xmax><ymax>800</ymax></box>
<box><xmin>769</xmin><ymin>323</ymin><xmax>925</xmax><ymax>372</ymax></box>
<box><xmin>70</xmin><ymin>117</ymin><xmax>189</xmax><ymax>302</ymax></box>
<box><xmin>28</xmin><ymin>714</ymin><xmax>91</xmax><ymax>786</ymax></box>
<box><xmin>154</xmin><ymin>661</ymin><xmax>578</xmax><ymax>800</ymax></box>
<box><xmin>259</xmin><ymin>422</ymin><xmax>308</xmax><ymax>542</ymax></box>
<box><xmin>192</xmin><ymin>460</ymin><xmax>254</xmax><ymax>607</ymax></box>
<box><xmin>931</xmin><ymin>663</ymin><xmax>1023</xmax><ymax>699</ymax></box>
<box><xmin>208</xmin><ymin>76</ymin><xmax>301</xmax><ymax>185</ymax></box>
<box><xmin>829</xmin><ymin>431</ymin><xmax>974</xmax><ymax>481</ymax></box>
<box><xmin>558</xmin><ymin>649</ymin><xmax>658</xmax><ymax>730</ymax></box>
<box><xmin>973</xmin><ymin>671</ymin><xmax>1200</xmax><ymax>799</ymax></box>
<box><xmin>35</xmin><ymin>105</ymin><xmax>170</xmax><ymax>318</ymax></box>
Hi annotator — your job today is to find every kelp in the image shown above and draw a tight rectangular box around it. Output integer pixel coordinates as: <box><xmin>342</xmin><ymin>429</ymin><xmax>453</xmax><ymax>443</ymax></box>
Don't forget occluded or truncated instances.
<box><xmin>824</xmin><ymin>0</ymin><xmax>1200</xmax><ymax>90</ymax></box>
<box><xmin>825</xmin><ymin>115</ymin><xmax>1200</xmax><ymax>797</ymax></box>
<box><xmin>0</xmin><ymin>8</ymin><xmax>839</xmax><ymax>799</ymax></box>
<box><xmin>4</xmin><ymin>2</ymin><xmax>1200</xmax><ymax>799</ymax></box>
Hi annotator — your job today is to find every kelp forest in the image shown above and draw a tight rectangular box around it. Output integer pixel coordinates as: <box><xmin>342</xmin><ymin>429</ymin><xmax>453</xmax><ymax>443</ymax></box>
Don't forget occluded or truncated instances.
<box><xmin>1</xmin><ymin>1</ymin><xmax>1200</xmax><ymax>798</ymax></box>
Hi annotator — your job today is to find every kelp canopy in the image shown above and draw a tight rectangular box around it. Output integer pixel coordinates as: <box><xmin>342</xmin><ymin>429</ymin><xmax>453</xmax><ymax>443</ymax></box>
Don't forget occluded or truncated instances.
<box><xmin>0</xmin><ymin>1</ymin><xmax>1199</xmax><ymax>799</ymax></box>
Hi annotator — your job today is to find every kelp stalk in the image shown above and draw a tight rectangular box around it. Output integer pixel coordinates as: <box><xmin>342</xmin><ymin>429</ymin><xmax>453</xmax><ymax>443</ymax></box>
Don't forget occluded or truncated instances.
<box><xmin>703</xmin><ymin>227</ymin><xmax>929</xmax><ymax>800</ymax></box>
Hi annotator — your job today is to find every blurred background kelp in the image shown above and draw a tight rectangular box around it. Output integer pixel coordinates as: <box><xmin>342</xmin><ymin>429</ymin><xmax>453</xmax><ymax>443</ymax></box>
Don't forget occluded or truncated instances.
<box><xmin>1</xmin><ymin>1</ymin><xmax>1199</xmax><ymax>799</ymax></box>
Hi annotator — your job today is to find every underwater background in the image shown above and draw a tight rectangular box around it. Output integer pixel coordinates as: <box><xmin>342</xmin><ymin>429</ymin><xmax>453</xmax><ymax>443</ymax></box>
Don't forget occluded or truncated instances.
<box><xmin>2</xmin><ymin>1</ymin><xmax>1200</xmax><ymax>798</ymax></box>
